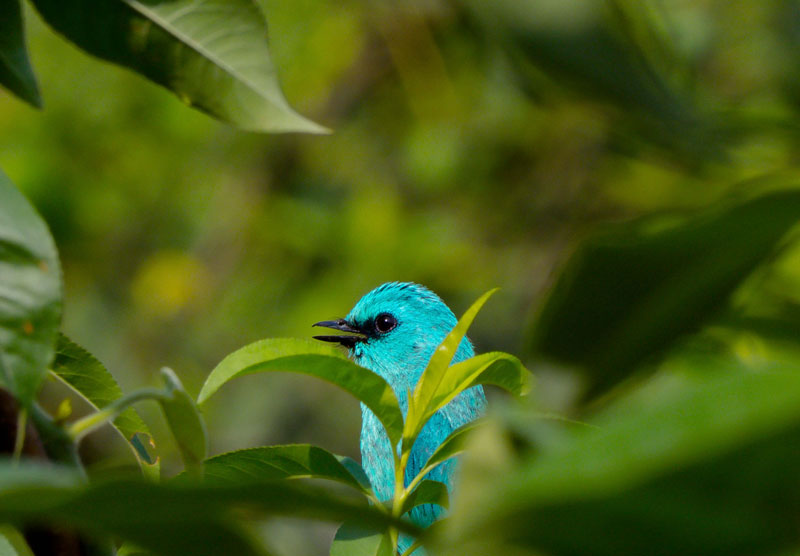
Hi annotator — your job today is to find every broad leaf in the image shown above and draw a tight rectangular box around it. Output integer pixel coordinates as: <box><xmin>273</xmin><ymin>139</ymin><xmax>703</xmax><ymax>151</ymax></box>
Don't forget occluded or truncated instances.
<box><xmin>159</xmin><ymin>368</ymin><xmax>207</xmax><ymax>476</ymax></box>
<box><xmin>330</xmin><ymin>523</ymin><xmax>393</xmax><ymax>556</ymax></box>
<box><xmin>198</xmin><ymin>338</ymin><xmax>403</xmax><ymax>447</ymax></box>
<box><xmin>0</xmin><ymin>169</ymin><xmax>61</xmax><ymax>407</ymax></box>
<box><xmin>190</xmin><ymin>444</ymin><xmax>373</xmax><ymax>496</ymax></box>
<box><xmin>0</xmin><ymin>461</ymin><xmax>417</xmax><ymax>556</ymax></box>
<box><xmin>413</xmin><ymin>352</ymin><xmax>531</xmax><ymax>437</ymax></box>
<box><xmin>444</xmin><ymin>366</ymin><xmax>800</xmax><ymax>556</ymax></box>
<box><xmin>400</xmin><ymin>479</ymin><xmax>449</xmax><ymax>517</ymax></box>
<box><xmin>30</xmin><ymin>0</ymin><xmax>327</xmax><ymax>133</ymax></box>
<box><xmin>51</xmin><ymin>334</ymin><xmax>157</xmax><ymax>475</ymax></box>
<box><xmin>0</xmin><ymin>0</ymin><xmax>41</xmax><ymax>107</ymax></box>
<box><xmin>528</xmin><ymin>190</ymin><xmax>800</xmax><ymax>398</ymax></box>
<box><xmin>404</xmin><ymin>289</ymin><xmax>497</xmax><ymax>448</ymax></box>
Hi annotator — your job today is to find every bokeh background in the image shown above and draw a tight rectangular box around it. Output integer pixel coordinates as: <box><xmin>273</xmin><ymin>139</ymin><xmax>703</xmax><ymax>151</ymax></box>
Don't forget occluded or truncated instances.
<box><xmin>4</xmin><ymin>0</ymin><xmax>800</xmax><ymax>552</ymax></box>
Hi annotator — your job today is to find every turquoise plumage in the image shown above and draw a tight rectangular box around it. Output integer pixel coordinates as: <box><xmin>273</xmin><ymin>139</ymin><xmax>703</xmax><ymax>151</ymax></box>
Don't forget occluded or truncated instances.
<box><xmin>314</xmin><ymin>282</ymin><xmax>486</xmax><ymax>554</ymax></box>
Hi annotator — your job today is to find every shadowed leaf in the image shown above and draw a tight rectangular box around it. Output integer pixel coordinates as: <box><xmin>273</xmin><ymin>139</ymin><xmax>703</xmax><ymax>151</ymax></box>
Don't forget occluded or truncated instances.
<box><xmin>0</xmin><ymin>0</ymin><xmax>41</xmax><ymax>108</ymax></box>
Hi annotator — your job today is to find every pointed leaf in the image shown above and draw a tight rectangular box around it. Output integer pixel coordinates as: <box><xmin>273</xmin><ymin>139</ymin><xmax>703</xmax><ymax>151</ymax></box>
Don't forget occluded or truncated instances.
<box><xmin>159</xmin><ymin>367</ymin><xmax>207</xmax><ymax>475</ymax></box>
<box><xmin>420</xmin><ymin>421</ymin><xmax>481</xmax><ymax>475</ymax></box>
<box><xmin>189</xmin><ymin>444</ymin><xmax>373</xmax><ymax>496</ymax></box>
<box><xmin>0</xmin><ymin>169</ymin><xmax>61</xmax><ymax>407</ymax></box>
<box><xmin>51</xmin><ymin>334</ymin><xmax>157</xmax><ymax>475</ymax></box>
<box><xmin>29</xmin><ymin>0</ymin><xmax>327</xmax><ymax>133</ymax></box>
<box><xmin>330</xmin><ymin>523</ymin><xmax>393</xmax><ymax>556</ymax></box>
<box><xmin>400</xmin><ymin>479</ymin><xmax>449</xmax><ymax>517</ymax></box>
<box><xmin>529</xmin><ymin>190</ymin><xmax>800</xmax><ymax>398</ymax></box>
<box><xmin>404</xmin><ymin>289</ymin><xmax>497</xmax><ymax>447</ymax></box>
<box><xmin>198</xmin><ymin>338</ymin><xmax>403</xmax><ymax>447</ymax></box>
<box><xmin>414</xmin><ymin>352</ymin><xmax>531</xmax><ymax>436</ymax></box>
<box><xmin>0</xmin><ymin>0</ymin><xmax>41</xmax><ymax>107</ymax></box>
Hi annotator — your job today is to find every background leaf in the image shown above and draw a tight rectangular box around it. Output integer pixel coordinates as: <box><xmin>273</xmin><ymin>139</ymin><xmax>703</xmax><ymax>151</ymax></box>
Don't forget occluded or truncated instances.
<box><xmin>0</xmin><ymin>0</ymin><xmax>41</xmax><ymax>108</ymax></box>
<box><xmin>0</xmin><ymin>169</ymin><xmax>61</xmax><ymax>407</ymax></box>
<box><xmin>29</xmin><ymin>0</ymin><xmax>327</xmax><ymax>133</ymax></box>
<box><xmin>51</xmin><ymin>333</ymin><xmax>157</xmax><ymax>474</ymax></box>
<box><xmin>443</xmin><ymin>366</ymin><xmax>800</xmax><ymax>556</ymax></box>
<box><xmin>528</xmin><ymin>190</ymin><xmax>800</xmax><ymax>398</ymax></box>
<box><xmin>198</xmin><ymin>338</ymin><xmax>404</xmax><ymax>447</ymax></box>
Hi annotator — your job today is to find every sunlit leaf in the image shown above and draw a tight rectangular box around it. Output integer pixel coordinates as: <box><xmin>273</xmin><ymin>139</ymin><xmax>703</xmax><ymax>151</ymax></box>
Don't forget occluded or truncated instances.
<box><xmin>51</xmin><ymin>334</ymin><xmax>157</xmax><ymax>475</ymax></box>
<box><xmin>0</xmin><ymin>0</ymin><xmax>41</xmax><ymax>108</ymax></box>
<box><xmin>198</xmin><ymin>338</ymin><xmax>403</xmax><ymax>447</ymax></box>
<box><xmin>0</xmin><ymin>169</ymin><xmax>61</xmax><ymax>407</ymax></box>
<box><xmin>420</xmin><ymin>421</ymin><xmax>481</xmax><ymax>476</ymax></box>
<box><xmin>529</xmin><ymin>190</ymin><xmax>800</xmax><ymax>398</ymax></box>
<box><xmin>29</xmin><ymin>0</ymin><xmax>328</xmax><ymax>133</ymax></box>
<box><xmin>404</xmin><ymin>289</ymin><xmax>497</xmax><ymax>449</ymax></box>
<box><xmin>159</xmin><ymin>367</ymin><xmax>207</xmax><ymax>476</ymax></box>
<box><xmin>400</xmin><ymin>479</ymin><xmax>449</xmax><ymax>517</ymax></box>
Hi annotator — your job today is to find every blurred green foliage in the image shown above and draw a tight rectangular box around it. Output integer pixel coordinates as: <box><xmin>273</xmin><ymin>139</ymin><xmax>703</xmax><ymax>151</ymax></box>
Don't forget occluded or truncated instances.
<box><xmin>4</xmin><ymin>0</ymin><xmax>800</xmax><ymax>553</ymax></box>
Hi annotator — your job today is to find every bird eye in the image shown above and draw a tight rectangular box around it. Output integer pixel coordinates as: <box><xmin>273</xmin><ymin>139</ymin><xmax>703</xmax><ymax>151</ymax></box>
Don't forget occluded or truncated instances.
<box><xmin>374</xmin><ymin>313</ymin><xmax>397</xmax><ymax>334</ymax></box>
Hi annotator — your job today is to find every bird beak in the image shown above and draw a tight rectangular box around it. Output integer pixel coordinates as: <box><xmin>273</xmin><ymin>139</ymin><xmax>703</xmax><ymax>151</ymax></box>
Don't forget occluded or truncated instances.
<box><xmin>312</xmin><ymin>319</ymin><xmax>366</xmax><ymax>349</ymax></box>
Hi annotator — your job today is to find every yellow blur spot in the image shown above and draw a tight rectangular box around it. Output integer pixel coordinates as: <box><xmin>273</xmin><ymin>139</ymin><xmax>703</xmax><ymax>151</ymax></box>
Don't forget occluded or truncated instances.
<box><xmin>131</xmin><ymin>251</ymin><xmax>211</xmax><ymax>319</ymax></box>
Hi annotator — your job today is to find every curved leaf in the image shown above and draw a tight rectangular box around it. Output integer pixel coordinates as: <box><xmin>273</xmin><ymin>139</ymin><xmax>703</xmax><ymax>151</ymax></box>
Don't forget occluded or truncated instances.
<box><xmin>51</xmin><ymin>334</ymin><xmax>157</xmax><ymax>475</ymax></box>
<box><xmin>330</xmin><ymin>523</ymin><xmax>393</xmax><ymax>556</ymax></box>
<box><xmin>404</xmin><ymin>289</ymin><xmax>497</xmax><ymax>448</ymax></box>
<box><xmin>0</xmin><ymin>0</ymin><xmax>41</xmax><ymax>107</ymax></box>
<box><xmin>400</xmin><ymin>479</ymin><xmax>449</xmax><ymax>517</ymax></box>
<box><xmin>192</xmin><ymin>444</ymin><xmax>372</xmax><ymax>496</ymax></box>
<box><xmin>159</xmin><ymin>368</ymin><xmax>207</xmax><ymax>476</ymax></box>
<box><xmin>420</xmin><ymin>421</ymin><xmax>481</xmax><ymax>475</ymax></box>
<box><xmin>414</xmin><ymin>352</ymin><xmax>531</xmax><ymax>438</ymax></box>
<box><xmin>198</xmin><ymin>338</ymin><xmax>403</xmax><ymax>447</ymax></box>
<box><xmin>30</xmin><ymin>0</ymin><xmax>327</xmax><ymax>133</ymax></box>
<box><xmin>0</xmin><ymin>169</ymin><xmax>61</xmax><ymax>407</ymax></box>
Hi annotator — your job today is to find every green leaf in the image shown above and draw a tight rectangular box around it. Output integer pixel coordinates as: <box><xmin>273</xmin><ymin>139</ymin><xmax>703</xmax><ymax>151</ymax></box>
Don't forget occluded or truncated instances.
<box><xmin>0</xmin><ymin>461</ymin><xmax>417</xmax><ymax>556</ymax></box>
<box><xmin>330</xmin><ymin>523</ymin><xmax>393</xmax><ymax>556</ymax></box>
<box><xmin>190</xmin><ymin>444</ymin><xmax>373</xmax><ymax>496</ymax></box>
<box><xmin>29</xmin><ymin>0</ymin><xmax>327</xmax><ymax>133</ymax></box>
<box><xmin>420</xmin><ymin>421</ymin><xmax>481</xmax><ymax>476</ymax></box>
<box><xmin>0</xmin><ymin>525</ymin><xmax>33</xmax><ymax>556</ymax></box>
<box><xmin>198</xmin><ymin>338</ymin><xmax>403</xmax><ymax>447</ymax></box>
<box><xmin>404</xmin><ymin>289</ymin><xmax>497</xmax><ymax>448</ymax></box>
<box><xmin>0</xmin><ymin>0</ymin><xmax>41</xmax><ymax>108</ymax></box>
<box><xmin>51</xmin><ymin>334</ymin><xmax>158</xmax><ymax>475</ymax></box>
<box><xmin>413</xmin><ymin>352</ymin><xmax>531</xmax><ymax>441</ymax></box>
<box><xmin>446</xmin><ymin>367</ymin><xmax>800</xmax><ymax>556</ymax></box>
<box><xmin>400</xmin><ymin>479</ymin><xmax>449</xmax><ymax>517</ymax></box>
<box><xmin>528</xmin><ymin>190</ymin><xmax>800</xmax><ymax>398</ymax></box>
<box><xmin>159</xmin><ymin>368</ymin><xmax>207</xmax><ymax>476</ymax></box>
<box><xmin>0</xmin><ymin>169</ymin><xmax>61</xmax><ymax>407</ymax></box>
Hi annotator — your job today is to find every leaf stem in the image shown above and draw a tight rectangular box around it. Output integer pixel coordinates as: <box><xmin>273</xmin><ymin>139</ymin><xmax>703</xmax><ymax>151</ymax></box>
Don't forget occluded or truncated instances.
<box><xmin>67</xmin><ymin>388</ymin><xmax>168</xmax><ymax>441</ymax></box>
<box><xmin>12</xmin><ymin>407</ymin><xmax>27</xmax><ymax>464</ymax></box>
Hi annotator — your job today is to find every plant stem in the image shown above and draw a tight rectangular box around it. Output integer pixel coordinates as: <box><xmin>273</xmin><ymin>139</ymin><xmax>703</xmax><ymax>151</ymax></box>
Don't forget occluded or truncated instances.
<box><xmin>12</xmin><ymin>407</ymin><xmax>27</xmax><ymax>464</ymax></box>
<box><xmin>67</xmin><ymin>388</ymin><xmax>167</xmax><ymax>441</ymax></box>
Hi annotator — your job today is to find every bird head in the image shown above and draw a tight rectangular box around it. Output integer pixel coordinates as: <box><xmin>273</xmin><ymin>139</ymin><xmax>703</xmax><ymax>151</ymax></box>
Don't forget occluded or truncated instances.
<box><xmin>313</xmin><ymin>282</ymin><xmax>474</xmax><ymax>390</ymax></box>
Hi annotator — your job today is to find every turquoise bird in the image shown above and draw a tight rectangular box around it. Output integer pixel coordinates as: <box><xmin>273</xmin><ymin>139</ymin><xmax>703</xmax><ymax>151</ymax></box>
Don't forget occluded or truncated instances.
<box><xmin>314</xmin><ymin>282</ymin><xmax>486</xmax><ymax>554</ymax></box>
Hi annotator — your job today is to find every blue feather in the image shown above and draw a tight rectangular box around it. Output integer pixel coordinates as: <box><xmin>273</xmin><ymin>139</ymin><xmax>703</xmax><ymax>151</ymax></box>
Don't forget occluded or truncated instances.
<box><xmin>340</xmin><ymin>282</ymin><xmax>487</xmax><ymax>554</ymax></box>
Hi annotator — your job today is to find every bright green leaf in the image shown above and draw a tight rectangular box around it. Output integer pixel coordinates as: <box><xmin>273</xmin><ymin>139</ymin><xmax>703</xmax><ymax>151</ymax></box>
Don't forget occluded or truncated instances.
<box><xmin>0</xmin><ymin>0</ymin><xmax>41</xmax><ymax>108</ymax></box>
<box><xmin>159</xmin><ymin>367</ymin><xmax>207</xmax><ymax>476</ymax></box>
<box><xmin>190</xmin><ymin>444</ymin><xmax>373</xmax><ymax>496</ymax></box>
<box><xmin>29</xmin><ymin>0</ymin><xmax>328</xmax><ymax>133</ymax></box>
<box><xmin>404</xmin><ymin>289</ymin><xmax>497</xmax><ymax>449</ymax></box>
<box><xmin>198</xmin><ymin>338</ymin><xmax>403</xmax><ymax>447</ymax></box>
<box><xmin>529</xmin><ymin>190</ymin><xmax>800</xmax><ymax>399</ymax></box>
<box><xmin>0</xmin><ymin>169</ymin><xmax>61</xmax><ymax>407</ymax></box>
<box><xmin>400</xmin><ymin>479</ymin><xmax>449</xmax><ymax>517</ymax></box>
<box><xmin>330</xmin><ymin>523</ymin><xmax>393</xmax><ymax>556</ymax></box>
<box><xmin>51</xmin><ymin>334</ymin><xmax>157</xmax><ymax>476</ymax></box>
<box><xmin>420</xmin><ymin>421</ymin><xmax>481</xmax><ymax>476</ymax></box>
